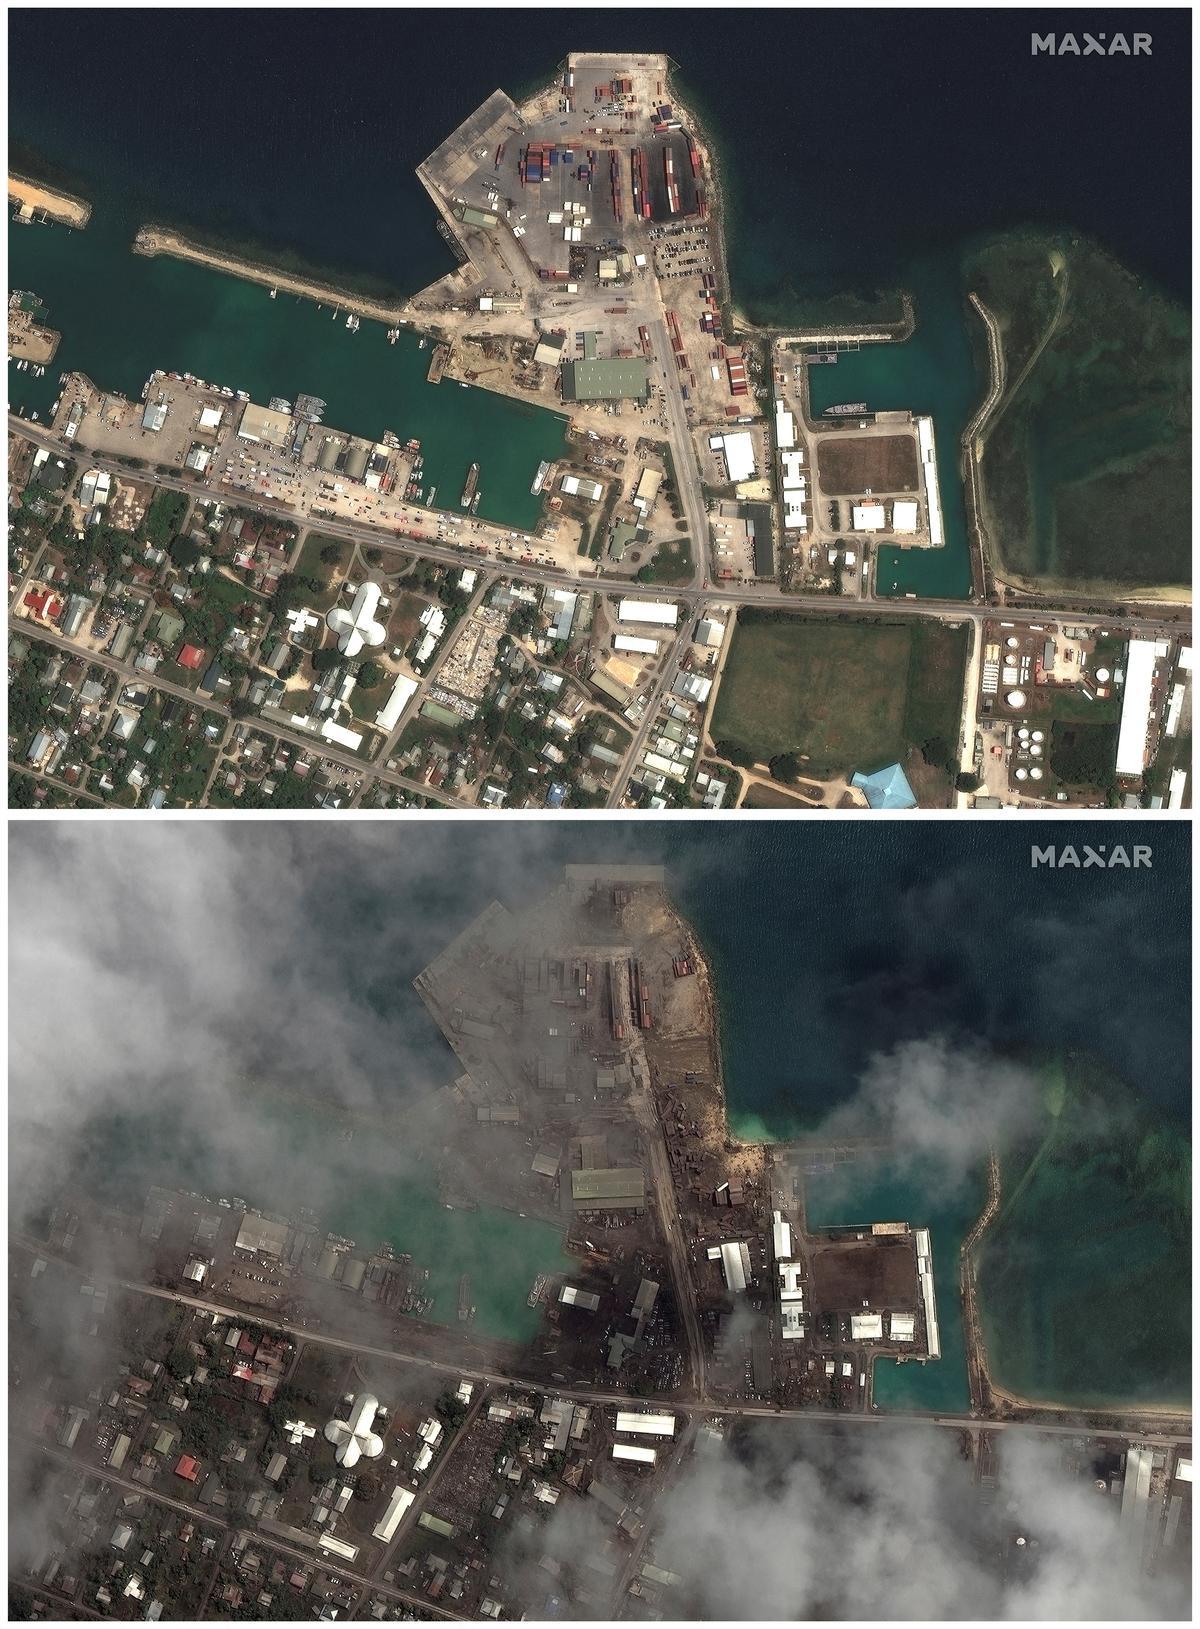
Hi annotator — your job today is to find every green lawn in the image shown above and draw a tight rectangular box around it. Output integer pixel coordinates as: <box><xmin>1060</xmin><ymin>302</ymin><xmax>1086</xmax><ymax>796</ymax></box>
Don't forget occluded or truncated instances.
<box><xmin>710</xmin><ymin>614</ymin><xmax>968</xmax><ymax>796</ymax></box>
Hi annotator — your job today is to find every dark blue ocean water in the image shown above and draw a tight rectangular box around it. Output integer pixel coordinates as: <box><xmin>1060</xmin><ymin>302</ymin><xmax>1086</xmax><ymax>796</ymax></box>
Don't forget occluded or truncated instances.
<box><xmin>9</xmin><ymin>10</ymin><xmax>1191</xmax><ymax>311</ymax></box>
<box><xmin>270</xmin><ymin>821</ymin><xmax>1192</xmax><ymax>1131</ymax></box>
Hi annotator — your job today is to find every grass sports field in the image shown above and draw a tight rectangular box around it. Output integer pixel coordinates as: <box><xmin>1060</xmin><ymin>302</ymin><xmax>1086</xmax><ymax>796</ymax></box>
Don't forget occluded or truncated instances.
<box><xmin>710</xmin><ymin>613</ymin><xmax>968</xmax><ymax>798</ymax></box>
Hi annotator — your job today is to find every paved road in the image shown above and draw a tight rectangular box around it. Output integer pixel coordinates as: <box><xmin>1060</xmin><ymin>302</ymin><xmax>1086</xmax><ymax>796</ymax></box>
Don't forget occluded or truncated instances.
<box><xmin>648</xmin><ymin>316</ymin><xmax>709</xmax><ymax>589</ymax></box>
<box><xmin>14</xmin><ymin>415</ymin><xmax>1187</xmax><ymax>638</ymax></box>
<box><xmin>12</xmin><ymin>1239</ymin><xmax>1188</xmax><ymax>1446</ymax></box>
<box><xmin>24</xmin><ymin>1438</ymin><xmax>460</xmax><ymax>1621</ymax></box>
<box><xmin>11</xmin><ymin>620</ymin><xmax>472</xmax><ymax>811</ymax></box>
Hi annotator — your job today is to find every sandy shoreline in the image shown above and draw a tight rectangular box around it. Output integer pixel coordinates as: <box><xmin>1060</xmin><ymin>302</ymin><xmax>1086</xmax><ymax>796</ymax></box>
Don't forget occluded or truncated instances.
<box><xmin>9</xmin><ymin>173</ymin><xmax>91</xmax><ymax>228</ymax></box>
<box><xmin>133</xmin><ymin>225</ymin><xmax>412</xmax><ymax>326</ymax></box>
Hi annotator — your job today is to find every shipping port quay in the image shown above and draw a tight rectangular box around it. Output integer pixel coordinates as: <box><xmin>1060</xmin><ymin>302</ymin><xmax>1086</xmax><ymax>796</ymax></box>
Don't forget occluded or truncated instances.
<box><xmin>9</xmin><ymin>415</ymin><xmax>1189</xmax><ymax>641</ymax></box>
<box><xmin>9</xmin><ymin>853</ymin><xmax>1192</xmax><ymax>1621</ymax></box>
<box><xmin>7</xmin><ymin>49</ymin><xmax>1191</xmax><ymax>811</ymax></box>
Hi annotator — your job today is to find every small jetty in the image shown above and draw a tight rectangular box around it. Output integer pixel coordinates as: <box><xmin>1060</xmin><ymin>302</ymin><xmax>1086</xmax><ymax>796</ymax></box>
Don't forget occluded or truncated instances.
<box><xmin>458</xmin><ymin>1274</ymin><xmax>475</xmax><ymax>1322</ymax></box>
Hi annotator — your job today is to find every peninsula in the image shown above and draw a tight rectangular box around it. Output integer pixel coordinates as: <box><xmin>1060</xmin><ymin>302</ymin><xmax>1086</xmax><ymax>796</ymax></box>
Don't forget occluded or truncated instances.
<box><xmin>10</xmin><ymin>861</ymin><xmax>1191</xmax><ymax>1620</ymax></box>
<box><xmin>8</xmin><ymin>51</ymin><xmax>1191</xmax><ymax>814</ymax></box>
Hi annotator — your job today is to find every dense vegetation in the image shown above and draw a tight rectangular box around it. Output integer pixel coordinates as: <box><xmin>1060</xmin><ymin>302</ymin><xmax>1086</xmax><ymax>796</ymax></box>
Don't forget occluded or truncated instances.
<box><xmin>966</xmin><ymin>231</ymin><xmax>1190</xmax><ymax>590</ymax></box>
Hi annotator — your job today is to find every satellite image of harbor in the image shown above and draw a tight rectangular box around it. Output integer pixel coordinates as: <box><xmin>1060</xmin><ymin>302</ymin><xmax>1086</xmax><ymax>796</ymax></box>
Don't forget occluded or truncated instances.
<box><xmin>6</xmin><ymin>11</ymin><xmax>1191</xmax><ymax>813</ymax></box>
<box><xmin>8</xmin><ymin>819</ymin><xmax>1192</xmax><ymax>1620</ymax></box>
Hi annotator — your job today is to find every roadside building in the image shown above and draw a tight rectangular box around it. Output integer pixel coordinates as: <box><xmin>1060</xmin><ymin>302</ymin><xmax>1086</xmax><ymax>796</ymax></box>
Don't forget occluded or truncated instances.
<box><xmin>236</xmin><ymin>403</ymin><xmax>293</xmax><ymax>448</ymax></box>
<box><xmin>561</xmin><ymin>356</ymin><xmax>651</xmax><ymax>404</ymax></box>
<box><xmin>372</xmin><ymin>1487</ymin><xmax>415</xmax><ymax>1543</ymax></box>
<box><xmin>571</xmin><ymin>1168</ymin><xmax>645</xmax><ymax>1213</ymax></box>
<box><xmin>617</xmin><ymin>598</ymin><xmax>678</xmax><ymax>627</ymax></box>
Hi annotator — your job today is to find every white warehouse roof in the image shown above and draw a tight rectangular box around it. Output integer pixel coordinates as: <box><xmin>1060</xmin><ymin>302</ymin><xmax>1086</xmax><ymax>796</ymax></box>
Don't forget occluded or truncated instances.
<box><xmin>772</xmin><ymin>1211</ymin><xmax>793</xmax><ymax>1261</ymax></box>
<box><xmin>718</xmin><ymin>430</ymin><xmax>756</xmax><ymax>483</ymax></box>
<box><xmin>890</xmin><ymin>1312</ymin><xmax>916</xmax><ymax>1342</ymax></box>
<box><xmin>372</xmin><ymin>1486</ymin><xmax>415</xmax><ymax>1542</ymax></box>
<box><xmin>850</xmin><ymin>1314</ymin><xmax>883</xmax><ymax>1340</ymax></box>
<box><xmin>612</xmin><ymin>1444</ymin><xmax>657</xmax><ymax>1464</ymax></box>
<box><xmin>614</xmin><ymin>634</ymin><xmax>659</xmax><ymax>655</ymax></box>
<box><xmin>774</xmin><ymin>402</ymin><xmax>797</xmax><ymax>450</ymax></box>
<box><xmin>618</xmin><ymin>599</ymin><xmax>679</xmax><ymax>627</ymax></box>
<box><xmin>852</xmin><ymin>503</ymin><xmax>886</xmax><ymax>531</ymax></box>
<box><xmin>375</xmin><ymin>672</ymin><xmax>418</xmax><ymax>732</ymax></box>
<box><xmin>1115</xmin><ymin>639</ymin><xmax>1162</xmax><ymax>777</ymax></box>
<box><xmin>615</xmin><ymin>1411</ymin><xmax>676</xmax><ymax>1438</ymax></box>
<box><xmin>892</xmin><ymin>499</ymin><xmax>919</xmax><ymax>532</ymax></box>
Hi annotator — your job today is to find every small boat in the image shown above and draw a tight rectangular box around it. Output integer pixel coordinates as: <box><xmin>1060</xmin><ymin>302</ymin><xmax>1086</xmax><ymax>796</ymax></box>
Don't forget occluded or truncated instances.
<box><xmin>269</xmin><ymin>288</ymin><xmax>277</xmax><ymax>300</ymax></box>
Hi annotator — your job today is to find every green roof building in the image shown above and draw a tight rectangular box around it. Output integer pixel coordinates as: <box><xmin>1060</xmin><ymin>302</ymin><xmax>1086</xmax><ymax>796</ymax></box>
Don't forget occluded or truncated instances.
<box><xmin>571</xmin><ymin>1168</ymin><xmax>645</xmax><ymax>1211</ymax></box>
<box><xmin>609</xmin><ymin>521</ymin><xmax>640</xmax><ymax>561</ymax></box>
<box><xmin>561</xmin><ymin>357</ymin><xmax>651</xmax><ymax>405</ymax></box>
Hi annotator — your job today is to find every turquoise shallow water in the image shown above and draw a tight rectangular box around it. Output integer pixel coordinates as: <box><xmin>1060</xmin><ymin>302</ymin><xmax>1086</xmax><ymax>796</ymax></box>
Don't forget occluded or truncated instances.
<box><xmin>8</xmin><ymin>211</ymin><xmax>567</xmax><ymax>532</ymax></box>
<box><xmin>805</xmin><ymin>254</ymin><xmax>977</xmax><ymax>601</ymax></box>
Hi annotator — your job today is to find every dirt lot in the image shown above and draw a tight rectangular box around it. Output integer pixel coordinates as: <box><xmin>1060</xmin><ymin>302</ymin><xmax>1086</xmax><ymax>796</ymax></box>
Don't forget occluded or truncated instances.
<box><xmin>809</xmin><ymin>1236</ymin><xmax>919</xmax><ymax>1313</ymax></box>
<box><xmin>815</xmin><ymin>433</ymin><xmax>919</xmax><ymax>496</ymax></box>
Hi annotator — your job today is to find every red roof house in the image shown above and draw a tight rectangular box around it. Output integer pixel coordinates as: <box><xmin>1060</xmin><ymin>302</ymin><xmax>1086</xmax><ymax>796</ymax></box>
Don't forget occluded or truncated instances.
<box><xmin>174</xmin><ymin>1454</ymin><xmax>200</xmax><ymax>1482</ymax></box>
<box><xmin>177</xmin><ymin>643</ymin><xmax>206</xmax><ymax>671</ymax></box>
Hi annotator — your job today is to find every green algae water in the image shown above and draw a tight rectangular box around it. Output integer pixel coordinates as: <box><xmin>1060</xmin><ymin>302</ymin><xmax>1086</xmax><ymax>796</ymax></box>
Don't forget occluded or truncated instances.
<box><xmin>7</xmin><ymin>212</ymin><xmax>567</xmax><ymax>533</ymax></box>
<box><xmin>805</xmin><ymin>254</ymin><xmax>976</xmax><ymax>601</ymax></box>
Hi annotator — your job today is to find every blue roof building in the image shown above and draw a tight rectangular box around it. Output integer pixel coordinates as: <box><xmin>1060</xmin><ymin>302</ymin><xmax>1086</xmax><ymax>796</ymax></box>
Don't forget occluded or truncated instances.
<box><xmin>851</xmin><ymin>762</ymin><xmax>917</xmax><ymax>810</ymax></box>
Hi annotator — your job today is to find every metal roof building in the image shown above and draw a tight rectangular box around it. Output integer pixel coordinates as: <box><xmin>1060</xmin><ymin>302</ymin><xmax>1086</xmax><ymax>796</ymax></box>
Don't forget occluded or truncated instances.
<box><xmin>1116</xmin><ymin>639</ymin><xmax>1166</xmax><ymax>777</ymax></box>
<box><xmin>373</xmin><ymin>1486</ymin><xmax>415</xmax><ymax>1543</ymax></box>
<box><xmin>571</xmin><ymin>1168</ymin><xmax>645</xmax><ymax>1211</ymax></box>
<box><xmin>561</xmin><ymin>356</ymin><xmax>651</xmax><ymax>403</ymax></box>
<box><xmin>237</xmin><ymin>402</ymin><xmax>293</xmax><ymax>448</ymax></box>
<box><xmin>890</xmin><ymin>1312</ymin><xmax>916</xmax><ymax>1342</ymax></box>
<box><xmin>615</xmin><ymin>1411</ymin><xmax>675</xmax><ymax>1438</ymax></box>
<box><xmin>852</xmin><ymin>762</ymin><xmax>918</xmax><ymax>811</ymax></box>
<box><xmin>234</xmin><ymin>1212</ymin><xmax>289</xmax><ymax>1257</ymax></box>
<box><xmin>772</xmin><ymin>1211</ymin><xmax>793</xmax><ymax>1261</ymax></box>
<box><xmin>618</xmin><ymin>598</ymin><xmax>679</xmax><ymax>627</ymax></box>
<box><xmin>612</xmin><ymin>1444</ymin><xmax>657</xmax><ymax>1465</ymax></box>
<box><xmin>375</xmin><ymin>673</ymin><xmax>418</xmax><ymax>732</ymax></box>
<box><xmin>560</xmin><ymin>1284</ymin><xmax>601</xmax><ymax>1311</ymax></box>
<box><xmin>850</xmin><ymin>1313</ymin><xmax>884</xmax><ymax>1340</ymax></box>
<box><xmin>707</xmin><ymin>1240</ymin><xmax>750</xmax><ymax>1294</ymax></box>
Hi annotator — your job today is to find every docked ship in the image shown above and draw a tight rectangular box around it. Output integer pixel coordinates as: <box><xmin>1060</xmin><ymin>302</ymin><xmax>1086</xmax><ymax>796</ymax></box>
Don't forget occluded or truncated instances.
<box><xmin>527</xmin><ymin>1273</ymin><xmax>550</xmax><ymax>1308</ymax></box>
<box><xmin>460</xmin><ymin>462</ymin><xmax>480</xmax><ymax>508</ymax></box>
<box><xmin>458</xmin><ymin>1275</ymin><xmax>475</xmax><ymax>1322</ymax></box>
<box><xmin>824</xmin><ymin>402</ymin><xmax>868</xmax><ymax>416</ymax></box>
<box><xmin>530</xmin><ymin>459</ymin><xmax>551</xmax><ymax>495</ymax></box>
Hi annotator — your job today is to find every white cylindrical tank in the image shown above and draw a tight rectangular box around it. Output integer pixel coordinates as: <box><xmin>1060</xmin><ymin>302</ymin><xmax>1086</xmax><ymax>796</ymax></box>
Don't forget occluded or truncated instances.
<box><xmin>1030</xmin><ymin>767</ymin><xmax>1044</xmax><ymax>780</ymax></box>
<box><xmin>1006</xmin><ymin>690</ymin><xmax>1026</xmax><ymax>708</ymax></box>
<box><xmin>1096</xmin><ymin>667</ymin><xmax>1110</xmax><ymax>683</ymax></box>
<box><xmin>1031</xmin><ymin>729</ymin><xmax>1045</xmax><ymax>743</ymax></box>
<box><xmin>1015</xmin><ymin>767</ymin><xmax>1028</xmax><ymax>781</ymax></box>
<box><xmin>1030</xmin><ymin>744</ymin><xmax>1043</xmax><ymax>758</ymax></box>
